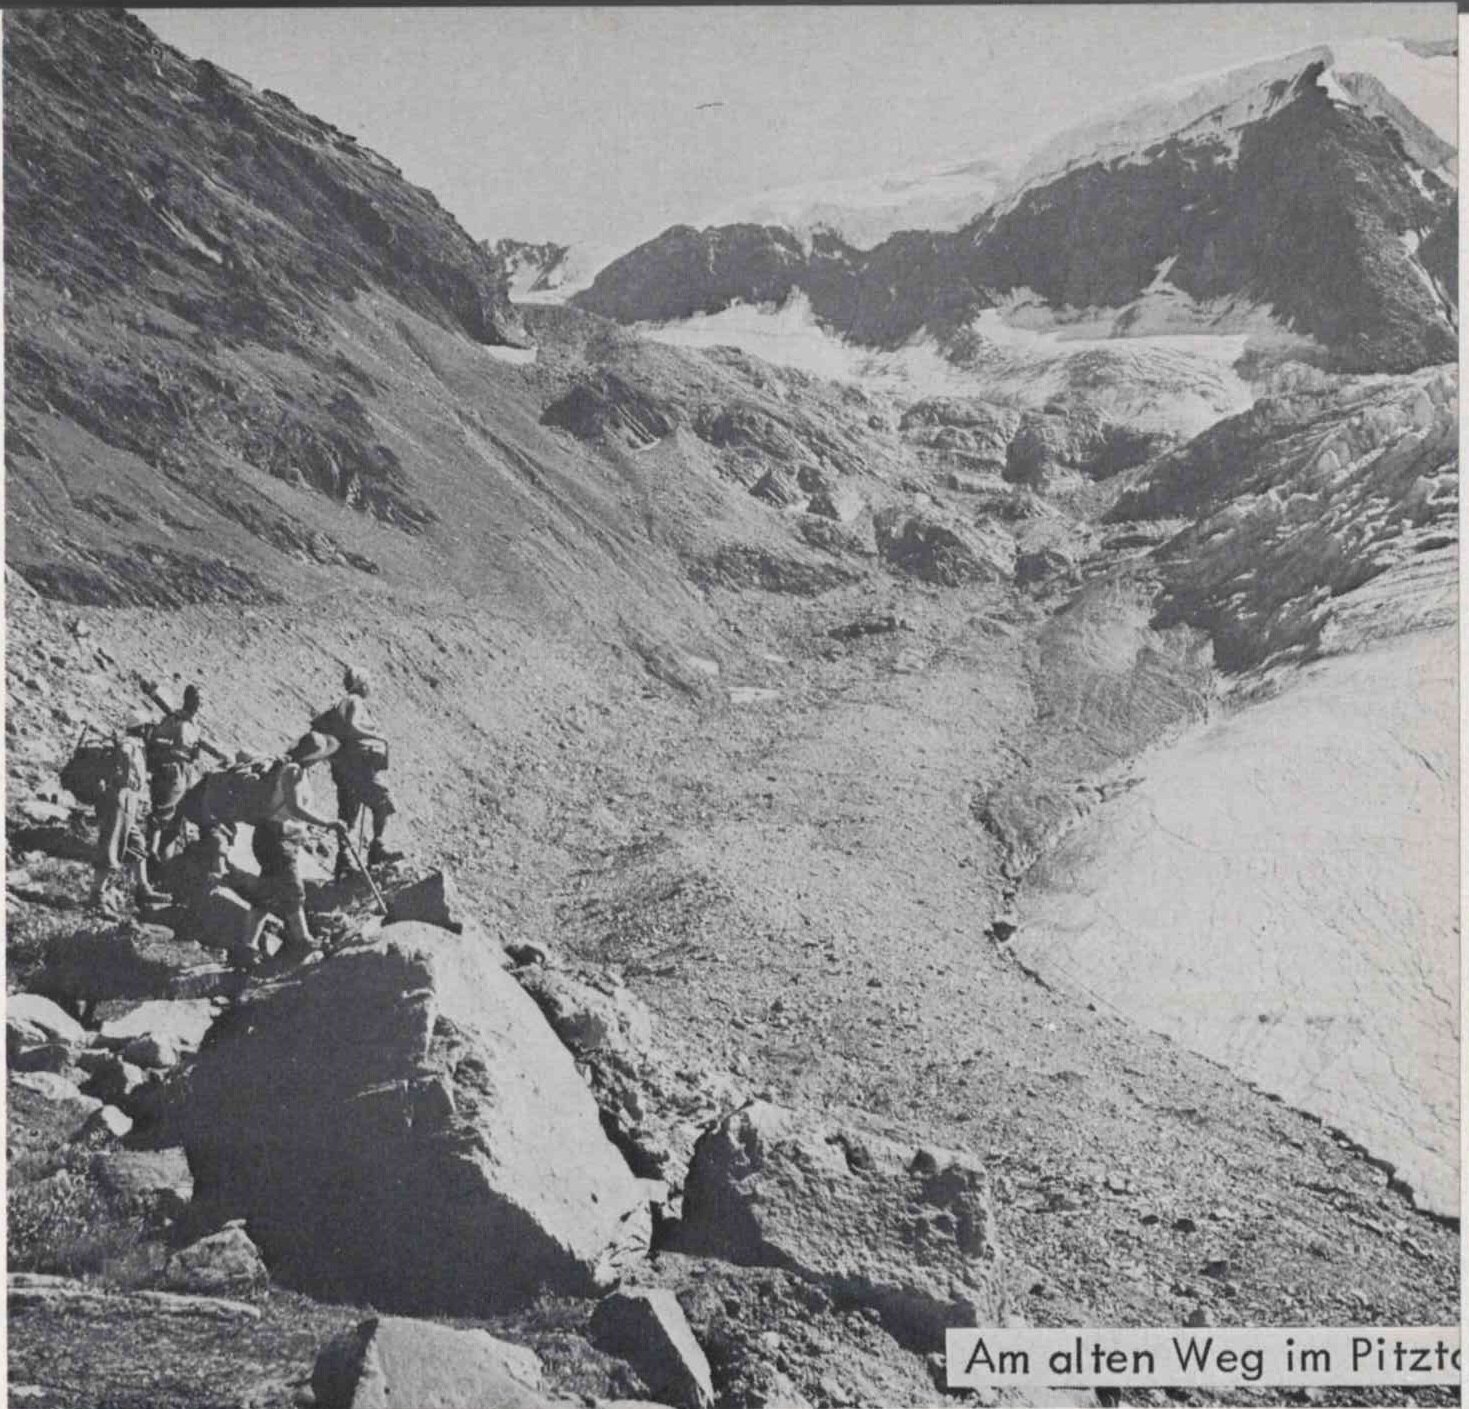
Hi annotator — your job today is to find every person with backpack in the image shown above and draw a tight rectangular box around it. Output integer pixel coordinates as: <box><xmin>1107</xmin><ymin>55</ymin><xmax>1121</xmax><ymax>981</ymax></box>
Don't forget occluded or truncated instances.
<box><xmin>146</xmin><ymin>682</ymin><xmax>204</xmax><ymax>862</ymax></box>
<box><xmin>87</xmin><ymin>710</ymin><xmax>170</xmax><ymax>916</ymax></box>
<box><xmin>180</xmin><ymin>731</ymin><xmax>347</xmax><ymax>959</ymax></box>
<box><xmin>313</xmin><ymin>666</ymin><xmax>403</xmax><ymax>879</ymax></box>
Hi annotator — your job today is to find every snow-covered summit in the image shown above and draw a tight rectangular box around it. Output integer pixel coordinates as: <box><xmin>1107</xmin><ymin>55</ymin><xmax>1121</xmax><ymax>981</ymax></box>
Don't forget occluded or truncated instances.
<box><xmin>1007</xmin><ymin>37</ymin><xmax>1456</xmax><ymax>200</ymax></box>
<box><xmin>701</xmin><ymin>154</ymin><xmax>1011</xmax><ymax>250</ymax></box>
<box><xmin>703</xmin><ymin>34</ymin><xmax>1456</xmax><ymax>250</ymax></box>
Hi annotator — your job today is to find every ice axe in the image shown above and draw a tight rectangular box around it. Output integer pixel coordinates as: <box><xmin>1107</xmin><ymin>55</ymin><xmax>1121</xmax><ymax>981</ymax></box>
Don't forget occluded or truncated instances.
<box><xmin>335</xmin><ymin>822</ymin><xmax>388</xmax><ymax>916</ymax></box>
<box><xmin>136</xmin><ymin>676</ymin><xmax>229</xmax><ymax>762</ymax></box>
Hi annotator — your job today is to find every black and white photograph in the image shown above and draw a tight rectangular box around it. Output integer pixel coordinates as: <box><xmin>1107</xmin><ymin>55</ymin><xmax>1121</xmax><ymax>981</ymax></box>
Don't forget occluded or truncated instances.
<box><xmin>2</xmin><ymin>4</ymin><xmax>1460</xmax><ymax>1405</ymax></box>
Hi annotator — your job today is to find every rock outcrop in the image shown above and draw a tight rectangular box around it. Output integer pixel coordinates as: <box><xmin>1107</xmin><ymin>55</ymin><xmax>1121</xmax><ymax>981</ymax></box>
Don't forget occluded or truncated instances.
<box><xmin>154</xmin><ymin>921</ymin><xmax>651</xmax><ymax>1311</ymax></box>
<box><xmin>164</xmin><ymin>1222</ymin><xmax>269</xmax><ymax>1295</ymax></box>
<box><xmin>313</xmin><ymin>1317</ymin><xmax>554</xmax><ymax>1409</ymax></box>
<box><xmin>680</xmin><ymin>1102</ymin><xmax>1002</xmax><ymax>1350</ymax></box>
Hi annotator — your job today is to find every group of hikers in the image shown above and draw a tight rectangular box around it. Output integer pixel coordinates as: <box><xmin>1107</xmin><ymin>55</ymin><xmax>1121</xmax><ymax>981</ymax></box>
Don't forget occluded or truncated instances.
<box><xmin>78</xmin><ymin>665</ymin><xmax>402</xmax><ymax>967</ymax></box>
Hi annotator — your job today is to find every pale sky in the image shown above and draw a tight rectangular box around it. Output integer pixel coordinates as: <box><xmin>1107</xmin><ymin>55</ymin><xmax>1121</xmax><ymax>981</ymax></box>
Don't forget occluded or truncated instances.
<box><xmin>137</xmin><ymin>6</ymin><xmax>1455</xmax><ymax>251</ymax></box>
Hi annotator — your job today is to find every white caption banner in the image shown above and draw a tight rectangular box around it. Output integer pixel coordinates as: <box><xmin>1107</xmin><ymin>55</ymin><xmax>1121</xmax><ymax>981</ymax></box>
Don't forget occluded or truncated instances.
<box><xmin>946</xmin><ymin>1327</ymin><xmax>1462</xmax><ymax>1388</ymax></box>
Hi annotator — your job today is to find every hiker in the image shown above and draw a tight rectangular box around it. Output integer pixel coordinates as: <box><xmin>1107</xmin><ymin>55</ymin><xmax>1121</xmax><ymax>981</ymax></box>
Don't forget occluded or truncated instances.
<box><xmin>313</xmin><ymin>666</ymin><xmax>403</xmax><ymax>878</ymax></box>
<box><xmin>88</xmin><ymin>710</ymin><xmax>169</xmax><ymax>915</ymax></box>
<box><xmin>181</xmin><ymin>733</ymin><xmax>348</xmax><ymax>960</ymax></box>
<box><xmin>252</xmin><ymin>732</ymin><xmax>347</xmax><ymax>955</ymax></box>
<box><xmin>146</xmin><ymin>682</ymin><xmax>204</xmax><ymax>861</ymax></box>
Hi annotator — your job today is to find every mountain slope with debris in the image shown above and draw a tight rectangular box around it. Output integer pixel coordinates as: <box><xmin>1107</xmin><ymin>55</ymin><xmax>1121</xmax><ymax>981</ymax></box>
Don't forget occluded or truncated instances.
<box><xmin>4</xmin><ymin>9</ymin><xmax>1458</xmax><ymax>1409</ymax></box>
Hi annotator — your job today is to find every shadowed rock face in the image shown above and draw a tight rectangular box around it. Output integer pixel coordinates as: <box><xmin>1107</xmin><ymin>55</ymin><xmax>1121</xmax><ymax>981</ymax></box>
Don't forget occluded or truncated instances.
<box><xmin>1117</xmin><ymin>366</ymin><xmax>1458</xmax><ymax>670</ymax></box>
<box><xmin>155</xmin><ymin>923</ymin><xmax>650</xmax><ymax>1312</ymax></box>
<box><xmin>3</xmin><ymin>11</ymin><xmax>525</xmax><ymax>352</ymax></box>
<box><xmin>2</xmin><ymin>6</ymin><xmax>536</xmax><ymax>605</ymax></box>
<box><xmin>576</xmin><ymin>62</ymin><xmax>1456</xmax><ymax>374</ymax></box>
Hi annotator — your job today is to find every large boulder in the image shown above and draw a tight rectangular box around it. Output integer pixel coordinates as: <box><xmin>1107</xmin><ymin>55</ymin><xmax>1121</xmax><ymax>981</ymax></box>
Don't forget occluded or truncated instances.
<box><xmin>591</xmin><ymin>1288</ymin><xmax>714</xmax><ymax>1409</ymax></box>
<box><xmin>155</xmin><ymin>922</ymin><xmax>650</xmax><ymax>1312</ymax></box>
<box><xmin>313</xmin><ymin>1316</ymin><xmax>554</xmax><ymax>1409</ymax></box>
<box><xmin>516</xmin><ymin>965</ymin><xmax>745</xmax><ymax>1189</ymax></box>
<box><xmin>680</xmin><ymin>1102</ymin><xmax>1002</xmax><ymax>1350</ymax></box>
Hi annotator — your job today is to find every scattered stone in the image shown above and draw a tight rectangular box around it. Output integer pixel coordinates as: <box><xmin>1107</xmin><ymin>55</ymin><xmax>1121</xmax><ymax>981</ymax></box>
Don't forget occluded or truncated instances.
<box><xmin>89</xmin><ymin>1147</ymin><xmax>194</xmax><ymax>1210</ymax></box>
<box><xmin>10</xmin><ymin>1041</ymin><xmax>78</xmax><ymax>1075</ymax></box>
<box><xmin>872</xmin><ymin>507</ymin><xmax>1004</xmax><ymax>587</ymax></box>
<box><xmin>591</xmin><ymin>1288</ymin><xmax>714</xmax><ymax>1409</ymax></box>
<box><xmin>17</xmin><ymin>799</ymin><xmax>72</xmax><ymax>826</ymax></box>
<box><xmin>7</xmin><ymin>993</ymin><xmax>87</xmax><ymax>1047</ymax></box>
<box><xmin>504</xmin><ymin>941</ymin><xmax>550</xmax><ymax>967</ymax></box>
<box><xmin>680</xmin><ymin>1102</ymin><xmax>1001</xmax><ymax>1349</ymax></box>
<box><xmin>807</xmin><ymin>483</ymin><xmax>865</xmax><ymax>524</ymax></box>
<box><xmin>312</xmin><ymin>1316</ymin><xmax>551</xmax><ymax>1409</ymax></box>
<box><xmin>74</xmin><ymin>1104</ymin><xmax>133</xmax><ymax>1143</ymax></box>
<box><xmin>384</xmin><ymin>868</ymin><xmax>465</xmax><ymax>934</ymax></box>
<box><xmin>828</xmin><ymin>615</ymin><xmax>908</xmax><ymax>643</ymax></box>
<box><xmin>7</xmin><ymin>1274</ymin><xmax>261</xmax><ymax>1321</ymax></box>
<box><xmin>1186</xmin><ymin>1307</ymin><xmax>1213</xmax><ymax>1328</ymax></box>
<box><xmin>1202</xmin><ymin>1258</ymin><xmax>1231</xmax><ymax>1279</ymax></box>
<box><xmin>1015</xmin><ymin>545</ymin><xmax>1079</xmax><ymax>588</ymax></box>
<box><xmin>79</xmin><ymin>1054</ymin><xmax>152</xmax><ymax>1109</ymax></box>
<box><xmin>12</xmin><ymin>1070</ymin><xmax>100</xmax><ymax>1112</ymax></box>
<box><xmin>818</xmin><ymin>1373</ymin><xmax>853</xmax><ymax>1405</ymax></box>
<box><xmin>1172</xmin><ymin>1216</ymin><xmax>1198</xmax><ymax>1234</ymax></box>
<box><xmin>156</xmin><ymin>922</ymin><xmax>650</xmax><ymax>1311</ymax></box>
<box><xmin>165</xmin><ymin>1224</ymin><xmax>269</xmax><ymax>1295</ymax></box>
<box><xmin>122</xmin><ymin>1032</ymin><xmax>185</xmax><ymax>1070</ymax></box>
<box><xmin>99</xmin><ymin>998</ymin><xmax>217</xmax><ymax>1052</ymax></box>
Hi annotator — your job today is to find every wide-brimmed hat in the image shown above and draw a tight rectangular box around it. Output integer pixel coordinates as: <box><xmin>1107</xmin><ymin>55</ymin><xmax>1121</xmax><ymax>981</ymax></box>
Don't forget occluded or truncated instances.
<box><xmin>287</xmin><ymin>731</ymin><xmax>339</xmax><ymax>766</ymax></box>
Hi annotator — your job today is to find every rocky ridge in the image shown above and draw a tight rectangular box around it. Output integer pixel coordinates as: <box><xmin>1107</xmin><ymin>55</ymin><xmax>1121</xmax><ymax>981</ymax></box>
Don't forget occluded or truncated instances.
<box><xmin>574</xmin><ymin>45</ymin><xmax>1457</xmax><ymax>376</ymax></box>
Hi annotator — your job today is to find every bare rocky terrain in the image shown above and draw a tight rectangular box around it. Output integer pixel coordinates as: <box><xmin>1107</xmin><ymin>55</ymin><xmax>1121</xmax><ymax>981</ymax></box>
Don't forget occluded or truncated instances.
<box><xmin>4</xmin><ymin>10</ymin><xmax>1459</xmax><ymax>1409</ymax></box>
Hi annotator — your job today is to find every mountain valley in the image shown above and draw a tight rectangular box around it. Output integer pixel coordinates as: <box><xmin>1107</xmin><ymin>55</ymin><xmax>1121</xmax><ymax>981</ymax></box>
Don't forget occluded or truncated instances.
<box><xmin>3</xmin><ymin>10</ymin><xmax>1459</xmax><ymax>1409</ymax></box>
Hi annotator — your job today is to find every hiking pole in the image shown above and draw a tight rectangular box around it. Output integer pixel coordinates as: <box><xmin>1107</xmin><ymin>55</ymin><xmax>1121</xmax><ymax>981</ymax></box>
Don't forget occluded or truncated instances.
<box><xmin>336</xmin><ymin>824</ymin><xmax>388</xmax><ymax>915</ymax></box>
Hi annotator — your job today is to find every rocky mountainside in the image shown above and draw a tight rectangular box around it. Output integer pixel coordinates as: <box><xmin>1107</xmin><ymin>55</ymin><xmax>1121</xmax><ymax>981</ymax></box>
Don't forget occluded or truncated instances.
<box><xmin>4</xmin><ymin>9</ymin><xmax>1459</xmax><ymax>1409</ymax></box>
<box><xmin>574</xmin><ymin>41</ymin><xmax>1457</xmax><ymax>377</ymax></box>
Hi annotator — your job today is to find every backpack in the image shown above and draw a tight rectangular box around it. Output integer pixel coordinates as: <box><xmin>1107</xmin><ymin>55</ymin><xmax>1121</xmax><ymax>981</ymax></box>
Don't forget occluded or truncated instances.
<box><xmin>182</xmin><ymin>756</ymin><xmax>286</xmax><ymax>828</ymax></box>
<box><xmin>61</xmin><ymin>729</ymin><xmax>141</xmax><ymax>806</ymax></box>
<box><xmin>311</xmin><ymin>699</ymin><xmax>389</xmax><ymax>773</ymax></box>
<box><xmin>310</xmin><ymin>700</ymin><xmax>347</xmax><ymax>740</ymax></box>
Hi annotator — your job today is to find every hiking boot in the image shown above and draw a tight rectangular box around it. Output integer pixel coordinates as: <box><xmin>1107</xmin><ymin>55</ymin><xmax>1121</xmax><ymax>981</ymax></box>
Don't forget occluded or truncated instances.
<box><xmin>366</xmin><ymin>840</ymin><xmax>404</xmax><ymax>868</ymax></box>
